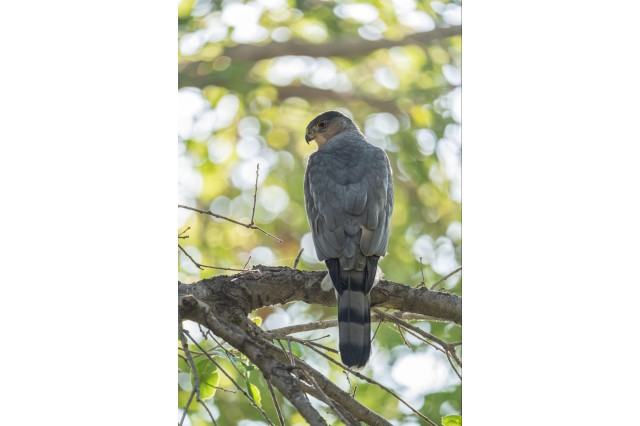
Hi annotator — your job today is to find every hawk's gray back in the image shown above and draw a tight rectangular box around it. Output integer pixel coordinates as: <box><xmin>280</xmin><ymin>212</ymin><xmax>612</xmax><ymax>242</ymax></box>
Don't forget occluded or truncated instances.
<box><xmin>304</xmin><ymin>130</ymin><xmax>394</xmax><ymax>271</ymax></box>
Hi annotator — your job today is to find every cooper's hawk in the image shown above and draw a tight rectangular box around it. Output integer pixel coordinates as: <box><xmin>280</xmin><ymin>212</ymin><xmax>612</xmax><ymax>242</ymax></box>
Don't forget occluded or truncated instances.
<box><xmin>303</xmin><ymin>111</ymin><xmax>394</xmax><ymax>368</ymax></box>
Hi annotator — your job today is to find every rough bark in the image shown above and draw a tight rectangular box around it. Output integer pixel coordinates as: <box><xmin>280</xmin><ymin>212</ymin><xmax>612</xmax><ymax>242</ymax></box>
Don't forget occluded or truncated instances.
<box><xmin>178</xmin><ymin>265</ymin><xmax>462</xmax><ymax>325</ymax></box>
<box><xmin>178</xmin><ymin>265</ymin><xmax>461</xmax><ymax>424</ymax></box>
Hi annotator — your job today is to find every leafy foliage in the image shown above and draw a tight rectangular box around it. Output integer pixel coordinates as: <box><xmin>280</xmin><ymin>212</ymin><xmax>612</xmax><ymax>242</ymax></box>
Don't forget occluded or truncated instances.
<box><xmin>442</xmin><ymin>414</ymin><xmax>462</xmax><ymax>426</ymax></box>
<box><xmin>178</xmin><ymin>0</ymin><xmax>462</xmax><ymax>424</ymax></box>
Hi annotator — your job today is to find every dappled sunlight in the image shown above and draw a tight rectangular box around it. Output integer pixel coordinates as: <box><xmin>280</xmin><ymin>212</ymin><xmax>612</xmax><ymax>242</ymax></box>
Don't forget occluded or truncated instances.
<box><xmin>334</xmin><ymin>3</ymin><xmax>380</xmax><ymax>23</ymax></box>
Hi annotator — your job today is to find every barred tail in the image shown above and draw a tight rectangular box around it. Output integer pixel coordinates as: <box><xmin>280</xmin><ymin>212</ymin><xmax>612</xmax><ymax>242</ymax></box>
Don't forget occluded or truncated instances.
<box><xmin>326</xmin><ymin>258</ymin><xmax>379</xmax><ymax>368</ymax></box>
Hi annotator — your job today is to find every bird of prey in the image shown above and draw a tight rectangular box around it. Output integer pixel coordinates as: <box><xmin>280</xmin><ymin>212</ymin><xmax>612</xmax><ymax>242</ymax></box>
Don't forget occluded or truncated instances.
<box><xmin>303</xmin><ymin>111</ymin><xmax>394</xmax><ymax>368</ymax></box>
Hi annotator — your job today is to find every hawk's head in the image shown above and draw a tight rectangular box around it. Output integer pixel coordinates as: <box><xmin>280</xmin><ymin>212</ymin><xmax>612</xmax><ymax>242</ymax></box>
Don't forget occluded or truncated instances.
<box><xmin>305</xmin><ymin>111</ymin><xmax>357</xmax><ymax>147</ymax></box>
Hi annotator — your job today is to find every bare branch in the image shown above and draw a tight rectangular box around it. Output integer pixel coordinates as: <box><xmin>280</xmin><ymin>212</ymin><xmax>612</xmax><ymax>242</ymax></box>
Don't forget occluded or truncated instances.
<box><xmin>268</xmin><ymin>312</ymin><xmax>439</xmax><ymax>336</ymax></box>
<box><xmin>178</xmin><ymin>226</ymin><xmax>191</xmax><ymax>239</ymax></box>
<box><xmin>266</xmin><ymin>380</ymin><xmax>286</xmax><ymax>426</ymax></box>
<box><xmin>306</xmin><ymin>374</ymin><xmax>359</xmax><ymax>426</ymax></box>
<box><xmin>179</xmin><ymin>265</ymin><xmax>462</xmax><ymax>325</ymax></box>
<box><xmin>180</xmin><ymin>296</ymin><xmax>327</xmax><ymax>426</ymax></box>
<box><xmin>295</xmin><ymin>337</ymin><xmax>439</xmax><ymax>426</ymax></box>
<box><xmin>243</xmin><ymin>256</ymin><xmax>252</xmax><ymax>270</ymax></box>
<box><xmin>183</xmin><ymin>329</ymin><xmax>276</xmax><ymax>425</ymax></box>
<box><xmin>180</xmin><ymin>26</ymin><xmax>461</xmax><ymax>66</ymax></box>
<box><xmin>178</xmin><ymin>265</ymin><xmax>462</xmax><ymax>424</ymax></box>
<box><xmin>250</xmin><ymin>163</ymin><xmax>259</xmax><ymax>225</ymax></box>
<box><xmin>418</xmin><ymin>256</ymin><xmax>426</xmax><ymax>288</ymax></box>
<box><xmin>293</xmin><ymin>248</ymin><xmax>304</xmax><ymax>269</ymax></box>
<box><xmin>178</xmin><ymin>244</ymin><xmax>251</xmax><ymax>272</ymax></box>
<box><xmin>182</xmin><ymin>296</ymin><xmax>393</xmax><ymax>426</ymax></box>
<box><xmin>373</xmin><ymin>308</ymin><xmax>461</xmax><ymax>369</ymax></box>
<box><xmin>430</xmin><ymin>266</ymin><xmax>462</xmax><ymax>290</ymax></box>
<box><xmin>197</xmin><ymin>398</ymin><xmax>218</xmax><ymax>426</ymax></box>
<box><xmin>179</xmin><ymin>388</ymin><xmax>196</xmax><ymax>426</ymax></box>
<box><xmin>178</xmin><ymin>204</ymin><xmax>283</xmax><ymax>243</ymax></box>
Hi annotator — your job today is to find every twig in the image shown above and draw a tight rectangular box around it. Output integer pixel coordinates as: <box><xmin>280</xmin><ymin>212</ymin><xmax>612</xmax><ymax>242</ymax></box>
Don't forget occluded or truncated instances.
<box><xmin>183</xmin><ymin>330</ymin><xmax>275</xmax><ymax>425</ymax></box>
<box><xmin>297</xmin><ymin>339</ymin><xmax>439</xmax><ymax>426</ymax></box>
<box><xmin>178</xmin><ymin>204</ymin><xmax>283</xmax><ymax>243</ymax></box>
<box><xmin>179</xmin><ymin>388</ymin><xmax>196</xmax><ymax>426</ymax></box>
<box><xmin>197</xmin><ymin>397</ymin><xmax>218</xmax><ymax>426</ymax></box>
<box><xmin>266</xmin><ymin>333</ymin><xmax>338</xmax><ymax>355</ymax></box>
<box><xmin>371</xmin><ymin>318</ymin><xmax>383</xmax><ymax>341</ymax></box>
<box><xmin>395</xmin><ymin>324</ymin><xmax>411</xmax><ymax>348</ymax></box>
<box><xmin>250</xmin><ymin>163</ymin><xmax>259</xmax><ymax>225</ymax></box>
<box><xmin>293</xmin><ymin>248</ymin><xmax>304</xmax><ymax>269</ymax></box>
<box><xmin>179</xmin><ymin>226</ymin><xmax>191</xmax><ymax>239</ymax></box>
<box><xmin>445</xmin><ymin>351</ymin><xmax>463</xmax><ymax>381</ymax></box>
<box><xmin>236</xmin><ymin>315</ymin><xmax>392</xmax><ymax>426</ymax></box>
<box><xmin>343</xmin><ymin>372</ymin><xmax>354</xmax><ymax>397</ymax></box>
<box><xmin>178</xmin><ymin>317</ymin><xmax>199</xmax><ymax>425</ymax></box>
<box><xmin>180</xmin><ymin>317</ymin><xmax>221</xmax><ymax>425</ymax></box>
<box><xmin>205</xmin><ymin>332</ymin><xmax>248</xmax><ymax>379</ymax></box>
<box><xmin>430</xmin><ymin>266</ymin><xmax>462</xmax><ymax>290</ymax></box>
<box><xmin>373</xmin><ymin>308</ymin><xmax>462</xmax><ymax>369</ymax></box>
<box><xmin>307</xmin><ymin>374</ymin><xmax>358</xmax><ymax>426</ymax></box>
<box><xmin>417</xmin><ymin>256</ymin><xmax>426</xmax><ymax>288</ymax></box>
<box><xmin>266</xmin><ymin>380</ymin><xmax>286</xmax><ymax>426</ymax></box>
<box><xmin>268</xmin><ymin>313</ymin><xmax>436</xmax><ymax>336</ymax></box>
<box><xmin>243</xmin><ymin>256</ymin><xmax>252</xmax><ymax>270</ymax></box>
<box><xmin>178</xmin><ymin>244</ymin><xmax>253</xmax><ymax>272</ymax></box>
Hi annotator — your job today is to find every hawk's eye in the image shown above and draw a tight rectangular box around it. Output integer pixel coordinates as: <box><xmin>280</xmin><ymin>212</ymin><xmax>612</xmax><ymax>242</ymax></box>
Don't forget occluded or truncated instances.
<box><xmin>318</xmin><ymin>121</ymin><xmax>327</xmax><ymax>128</ymax></box>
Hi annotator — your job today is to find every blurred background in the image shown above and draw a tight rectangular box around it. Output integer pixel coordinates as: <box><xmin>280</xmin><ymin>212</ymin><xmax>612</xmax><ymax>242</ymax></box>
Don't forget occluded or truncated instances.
<box><xmin>178</xmin><ymin>0</ymin><xmax>461</xmax><ymax>424</ymax></box>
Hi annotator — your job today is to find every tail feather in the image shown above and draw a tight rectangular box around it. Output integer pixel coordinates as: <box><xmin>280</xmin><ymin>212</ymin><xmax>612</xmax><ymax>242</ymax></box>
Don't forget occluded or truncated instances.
<box><xmin>338</xmin><ymin>273</ymin><xmax>370</xmax><ymax>368</ymax></box>
<box><xmin>326</xmin><ymin>258</ymin><xmax>379</xmax><ymax>368</ymax></box>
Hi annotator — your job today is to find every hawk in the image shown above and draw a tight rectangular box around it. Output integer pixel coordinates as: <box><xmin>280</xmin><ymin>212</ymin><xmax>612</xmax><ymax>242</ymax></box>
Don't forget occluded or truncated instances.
<box><xmin>303</xmin><ymin>111</ymin><xmax>394</xmax><ymax>368</ymax></box>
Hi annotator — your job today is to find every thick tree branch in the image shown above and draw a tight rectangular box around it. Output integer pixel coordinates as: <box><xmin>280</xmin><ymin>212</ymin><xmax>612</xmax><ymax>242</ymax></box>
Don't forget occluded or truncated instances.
<box><xmin>240</xmin><ymin>316</ymin><xmax>394</xmax><ymax>426</ymax></box>
<box><xmin>179</xmin><ymin>295</ymin><xmax>327</xmax><ymax>426</ymax></box>
<box><xmin>178</xmin><ymin>26</ymin><xmax>461</xmax><ymax>97</ymax></box>
<box><xmin>275</xmin><ymin>85</ymin><xmax>403</xmax><ymax>114</ymax></box>
<box><xmin>178</xmin><ymin>265</ymin><xmax>461</xmax><ymax>424</ymax></box>
<box><xmin>178</xmin><ymin>265</ymin><xmax>462</xmax><ymax>325</ymax></box>
<box><xmin>218</xmin><ymin>26</ymin><xmax>461</xmax><ymax>63</ymax></box>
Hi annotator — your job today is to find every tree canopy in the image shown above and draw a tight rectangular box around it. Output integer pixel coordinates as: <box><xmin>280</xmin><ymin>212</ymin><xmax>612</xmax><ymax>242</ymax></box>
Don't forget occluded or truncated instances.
<box><xmin>178</xmin><ymin>0</ymin><xmax>462</xmax><ymax>424</ymax></box>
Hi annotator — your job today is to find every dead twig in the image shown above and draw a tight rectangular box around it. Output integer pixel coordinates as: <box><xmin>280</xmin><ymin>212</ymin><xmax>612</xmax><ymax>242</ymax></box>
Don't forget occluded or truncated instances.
<box><xmin>179</xmin><ymin>204</ymin><xmax>283</xmax><ymax>243</ymax></box>
<box><xmin>178</xmin><ymin>244</ymin><xmax>254</xmax><ymax>272</ymax></box>
<box><xmin>178</xmin><ymin>226</ymin><xmax>191</xmax><ymax>239</ymax></box>
<box><xmin>266</xmin><ymin>380</ymin><xmax>286</xmax><ymax>426</ymax></box>
<box><xmin>430</xmin><ymin>266</ymin><xmax>462</xmax><ymax>290</ymax></box>
<box><xmin>179</xmin><ymin>316</ymin><xmax>219</xmax><ymax>425</ymax></box>
<box><xmin>296</xmin><ymin>339</ymin><xmax>439</xmax><ymax>426</ymax></box>
<box><xmin>177</xmin><ymin>162</ymin><xmax>285</xmax><ymax>243</ymax></box>
<box><xmin>183</xmin><ymin>330</ymin><xmax>276</xmax><ymax>425</ymax></box>
<box><xmin>179</xmin><ymin>316</ymin><xmax>199</xmax><ymax>426</ymax></box>
<box><xmin>243</xmin><ymin>256</ymin><xmax>252</xmax><ymax>270</ymax></box>
<box><xmin>293</xmin><ymin>248</ymin><xmax>304</xmax><ymax>269</ymax></box>
<box><xmin>250</xmin><ymin>163</ymin><xmax>259</xmax><ymax>225</ymax></box>
<box><xmin>417</xmin><ymin>256</ymin><xmax>427</xmax><ymax>288</ymax></box>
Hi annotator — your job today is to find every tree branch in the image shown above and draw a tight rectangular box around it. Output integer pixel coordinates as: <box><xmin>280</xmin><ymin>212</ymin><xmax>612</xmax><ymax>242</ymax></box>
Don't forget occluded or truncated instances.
<box><xmin>178</xmin><ymin>265</ymin><xmax>462</xmax><ymax>325</ymax></box>
<box><xmin>178</xmin><ymin>265</ymin><xmax>461</xmax><ymax>424</ymax></box>
<box><xmin>217</xmin><ymin>26</ymin><xmax>461</xmax><ymax>63</ymax></box>
<box><xmin>179</xmin><ymin>295</ymin><xmax>328</xmax><ymax>426</ymax></box>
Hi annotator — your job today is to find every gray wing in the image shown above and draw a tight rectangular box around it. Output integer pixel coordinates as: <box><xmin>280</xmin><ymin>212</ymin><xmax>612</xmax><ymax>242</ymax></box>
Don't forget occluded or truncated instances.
<box><xmin>304</xmin><ymin>135</ymin><xmax>394</xmax><ymax>269</ymax></box>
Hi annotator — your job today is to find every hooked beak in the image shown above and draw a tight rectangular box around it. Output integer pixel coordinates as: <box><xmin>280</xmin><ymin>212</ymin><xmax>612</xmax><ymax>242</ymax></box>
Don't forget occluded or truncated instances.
<box><xmin>305</xmin><ymin>132</ymin><xmax>314</xmax><ymax>144</ymax></box>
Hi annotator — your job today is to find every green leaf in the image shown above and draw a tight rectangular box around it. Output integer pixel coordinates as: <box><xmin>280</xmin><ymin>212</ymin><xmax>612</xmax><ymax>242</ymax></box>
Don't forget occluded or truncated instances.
<box><xmin>193</xmin><ymin>359</ymin><xmax>219</xmax><ymax>400</ymax></box>
<box><xmin>246</xmin><ymin>382</ymin><xmax>262</xmax><ymax>407</ymax></box>
<box><xmin>442</xmin><ymin>414</ymin><xmax>462</xmax><ymax>426</ymax></box>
